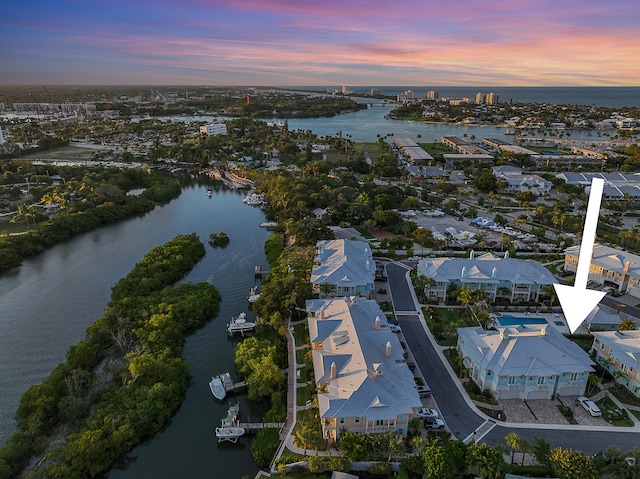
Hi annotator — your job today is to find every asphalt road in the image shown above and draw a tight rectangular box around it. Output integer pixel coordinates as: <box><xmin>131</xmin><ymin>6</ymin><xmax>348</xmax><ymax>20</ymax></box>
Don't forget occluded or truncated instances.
<box><xmin>384</xmin><ymin>261</ymin><xmax>640</xmax><ymax>453</ymax></box>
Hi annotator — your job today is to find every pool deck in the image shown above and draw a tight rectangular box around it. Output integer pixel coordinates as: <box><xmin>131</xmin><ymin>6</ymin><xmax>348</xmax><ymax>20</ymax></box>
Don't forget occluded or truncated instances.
<box><xmin>493</xmin><ymin>312</ymin><xmax>571</xmax><ymax>334</ymax></box>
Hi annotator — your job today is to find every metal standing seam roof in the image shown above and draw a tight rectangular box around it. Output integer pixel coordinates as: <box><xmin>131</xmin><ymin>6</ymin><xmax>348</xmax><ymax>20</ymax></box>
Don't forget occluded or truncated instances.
<box><xmin>307</xmin><ymin>297</ymin><xmax>421</xmax><ymax>421</ymax></box>
<box><xmin>418</xmin><ymin>254</ymin><xmax>557</xmax><ymax>286</ymax></box>
<box><xmin>311</xmin><ymin>239</ymin><xmax>375</xmax><ymax>288</ymax></box>
<box><xmin>565</xmin><ymin>243</ymin><xmax>640</xmax><ymax>276</ymax></box>
<box><xmin>458</xmin><ymin>325</ymin><xmax>594</xmax><ymax>378</ymax></box>
<box><xmin>592</xmin><ymin>330</ymin><xmax>640</xmax><ymax>372</ymax></box>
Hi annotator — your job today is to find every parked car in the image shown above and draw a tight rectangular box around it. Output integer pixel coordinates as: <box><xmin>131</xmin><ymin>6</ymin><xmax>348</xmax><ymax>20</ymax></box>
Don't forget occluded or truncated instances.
<box><xmin>416</xmin><ymin>407</ymin><xmax>439</xmax><ymax>419</ymax></box>
<box><xmin>578</xmin><ymin>396</ymin><xmax>602</xmax><ymax>417</ymax></box>
<box><xmin>416</xmin><ymin>385</ymin><xmax>431</xmax><ymax>397</ymax></box>
<box><xmin>407</xmin><ymin>361</ymin><xmax>416</xmax><ymax>371</ymax></box>
<box><xmin>423</xmin><ymin>416</ymin><xmax>445</xmax><ymax>429</ymax></box>
<box><xmin>389</xmin><ymin>324</ymin><xmax>401</xmax><ymax>333</ymax></box>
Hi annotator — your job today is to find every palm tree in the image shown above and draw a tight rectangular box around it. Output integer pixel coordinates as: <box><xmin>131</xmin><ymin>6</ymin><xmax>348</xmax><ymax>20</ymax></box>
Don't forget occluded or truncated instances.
<box><xmin>458</xmin><ymin>285</ymin><xmax>474</xmax><ymax>308</ymax></box>
<box><xmin>319</xmin><ymin>282</ymin><xmax>336</xmax><ymax>299</ymax></box>
<box><xmin>505</xmin><ymin>432</ymin><xmax>521</xmax><ymax>465</ymax></box>
<box><xmin>619</xmin><ymin>318</ymin><xmax>637</xmax><ymax>331</ymax></box>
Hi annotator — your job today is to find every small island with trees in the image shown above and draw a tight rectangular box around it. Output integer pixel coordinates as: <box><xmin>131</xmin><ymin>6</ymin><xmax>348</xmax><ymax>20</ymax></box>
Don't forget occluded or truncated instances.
<box><xmin>0</xmin><ymin>233</ymin><xmax>221</xmax><ymax>478</ymax></box>
<box><xmin>208</xmin><ymin>231</ymin><xmax>230</xmax><ymax>247</ymax></box>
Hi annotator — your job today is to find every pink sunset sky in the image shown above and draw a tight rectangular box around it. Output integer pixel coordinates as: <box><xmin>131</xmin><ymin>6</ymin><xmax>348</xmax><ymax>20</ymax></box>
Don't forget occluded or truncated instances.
<box><xmin>1</xmin><ymin>0</ymin><xmax>639</xmax><ymax>86</ymax></box>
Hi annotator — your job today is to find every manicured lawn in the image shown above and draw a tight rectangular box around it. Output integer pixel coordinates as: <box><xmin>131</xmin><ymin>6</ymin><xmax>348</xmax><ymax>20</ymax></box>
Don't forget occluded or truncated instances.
<box><xmin>296</xmin><ymin>383</ymin><xmax>316</xmax><ymax>407</ymax></box>
<box><xmin>424</xmin><ymin>307</ymin><xmax>471</xmax><ymax>346</ymax></box>
<box><xmin>296</xmin><ymin>366</ymin><xmax>310</xmax><ymax>384</ymax></box>
<box><xmin>296</xmin><ymin>348</ymin><xmax>306</xmax><ymax>365</ymax></box>
<box><xmin>596</xmin><ymin>396</ymin><xmax>635</xmax><ymax>427</ymax></box>
<box><xmin>293</xmin><ymin>322</ymin><xmax>309</xmax><ymax>346</ymax></box>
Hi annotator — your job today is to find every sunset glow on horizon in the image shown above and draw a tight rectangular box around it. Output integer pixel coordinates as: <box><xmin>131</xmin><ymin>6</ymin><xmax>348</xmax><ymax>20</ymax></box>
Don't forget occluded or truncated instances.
<box><xmin>1</xmin><ymin>0</ymin><xmax>639</xmax><ymax>86</ymax></box>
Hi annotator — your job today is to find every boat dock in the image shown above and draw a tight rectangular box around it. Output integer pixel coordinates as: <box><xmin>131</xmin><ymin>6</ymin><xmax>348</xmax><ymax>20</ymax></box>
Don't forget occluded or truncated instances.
<box><xmin>237</xmin><ymin>421</ymin><xmax>286</xmax><ymax>432</ymax></box>
<box><xmin>218</xmin><ymin>372</ymin><xmax>247</xmax><ymax>394</ymax></box>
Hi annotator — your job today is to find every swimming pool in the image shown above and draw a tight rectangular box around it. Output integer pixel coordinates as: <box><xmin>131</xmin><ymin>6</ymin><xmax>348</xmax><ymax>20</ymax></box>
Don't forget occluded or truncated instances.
<box><xmin>495</xmin><ymin>315</ymin><xmax>548</xmax><ymax>326</ymax></box>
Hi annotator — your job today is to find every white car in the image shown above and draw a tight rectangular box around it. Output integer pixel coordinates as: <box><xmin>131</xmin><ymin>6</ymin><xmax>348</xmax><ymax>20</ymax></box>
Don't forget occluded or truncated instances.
<box><xmin>423</xmin><ymin>416</ymin><xmax>445</xmax><ymax>429</ymax></box>
<box><xmin>416</xmin><ymin>407</ymin><xmax>439</xmax><ymax>419</ymax></box>
<box><xmin>578</xmin><ymin>396</ymin><xmax>602</xmax><ymax>417</ymax></box>
<box><xmin>389</xmin><ymin>324</ymin><xmax>401</xmax><ymax>333</ymax></box>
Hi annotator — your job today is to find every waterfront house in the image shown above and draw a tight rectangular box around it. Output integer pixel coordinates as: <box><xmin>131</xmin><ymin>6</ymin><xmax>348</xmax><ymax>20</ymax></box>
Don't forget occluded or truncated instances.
<box><xmin>307</xmin><ymin>297</ymin><xmax>422</xmax><ymax>443</ymax></box>
<box><xmin>457</xmin><ymin>324</ymin><xmax>594</xmax><ymax>400</ymax></box>
<box><xmin>591</xmin><ymin>330</ymin><xmax>640</xmax><ymax>397</ymax></box>
<box><xmin>311</xmin><ymin>239</ymin><xmax>375</xmax><ymax>299</ymax></box>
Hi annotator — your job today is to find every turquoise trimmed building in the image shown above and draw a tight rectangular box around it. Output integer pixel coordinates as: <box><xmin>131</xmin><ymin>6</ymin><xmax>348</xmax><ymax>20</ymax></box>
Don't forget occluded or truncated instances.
<box><xmin>457</xmin><ymin>324</ymin><xmax>594</xmax><ymax>400</ymax></box>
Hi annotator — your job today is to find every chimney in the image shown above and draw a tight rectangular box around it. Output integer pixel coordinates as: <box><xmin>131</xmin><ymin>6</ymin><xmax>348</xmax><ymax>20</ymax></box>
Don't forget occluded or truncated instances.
<box><xmin>504</xmin><ymin>251</ymin><xmax>510</xmax><ymax>259</ymax></box>
<box><xmin>375</xmin><ymin>315</ymin><xmax>381</xmax><ymax>330</ymax></box>
<box><xmin>491</xmin><ymin>267</ymin><xmax>497</xmax><ymax>278</ymax></box>
<box><xmin>330</xmin><ymin>362</ymin><xmax>337</xmax><ymax>379</ymax></box>
<box><xmin>385</xmin><ymin>341</ymin><xmax>392</xmax><ymax>357</ymax></box>
<box><xmin>470</xmin><ymin>250</ymin><xmax>475</xmax><ymax>259</ymax></box>
<box><xmin>624</xmin><ymin>260</ymin><xmax>630</xmax><ymax>272</ymax></box>
<box><xmin>461</xmin><ymin>266</ymin><xmax>467</xmax><ymax>278</ymax></box>
<box><xmin>366</xmin><ymin>260</ymin><xmax>370</xmax><ymax>271</ymax></box>
<box><xmin>319</xmin><ymin>308</ymin><xmax>325</xmax><ymax>319</ymax></box>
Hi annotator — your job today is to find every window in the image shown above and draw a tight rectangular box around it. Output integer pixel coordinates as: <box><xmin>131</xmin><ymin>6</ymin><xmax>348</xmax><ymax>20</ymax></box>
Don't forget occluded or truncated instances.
<box><xmin>398</xmin><ymin>414</ymin><xmax>404</xmax><ymax>421</ymax></box>
<box><xmin>354</xmin><ymin>417</ymin><xmax>360</xmax><ymax>424</ymax></box>
<box><xmin>570</xmin><ymin>372</ymin><xmax>579</xmax><ymax>381</ymax></box>
<box><xmin>338</xmin><ymin>418</ymin><xmax>345</xmax><ymax>425</ymax></box>
<box><xmin>508</xmin><ymin>377</ymin><xmax>517</xmax><ymax>385</ymax></box>
<box><xmin>537</xmin><ymin>376</ymin><xmax>545</xmax><ymax>385</ymax></box>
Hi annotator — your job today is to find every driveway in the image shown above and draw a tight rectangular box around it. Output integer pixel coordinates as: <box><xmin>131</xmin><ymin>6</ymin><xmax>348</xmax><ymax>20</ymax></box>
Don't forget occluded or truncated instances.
<box><xmin>384</xmin><ymin>261</ymin><xmax>640</xmax><ymax>454</ymax></box>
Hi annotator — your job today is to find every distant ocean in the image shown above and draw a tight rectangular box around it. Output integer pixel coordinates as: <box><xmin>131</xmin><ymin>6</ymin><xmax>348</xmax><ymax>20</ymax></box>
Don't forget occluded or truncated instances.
<box><xmin>295</xmin><ymin>86</ymin><xmax>640</xmax><ymax>108</ymax></box>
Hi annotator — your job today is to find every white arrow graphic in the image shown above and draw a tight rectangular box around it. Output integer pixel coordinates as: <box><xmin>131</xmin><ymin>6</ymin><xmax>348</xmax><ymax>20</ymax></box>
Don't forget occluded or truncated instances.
<box><xmin>554</xmin><ymin>177</ymin><xmax>606</xmax><ymax>333</ymax></box>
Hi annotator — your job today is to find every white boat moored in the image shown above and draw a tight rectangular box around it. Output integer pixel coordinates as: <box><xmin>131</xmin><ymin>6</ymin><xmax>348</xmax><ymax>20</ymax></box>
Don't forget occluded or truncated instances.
<box><xmin>227</xmin><ymin>312</ymin><xmax>256</xmax><ymax>335</ymax></box>
<box><xmin>209</xmin><ymin>376</ymin><xmax>226</xmax><ymax>400</ymax></box>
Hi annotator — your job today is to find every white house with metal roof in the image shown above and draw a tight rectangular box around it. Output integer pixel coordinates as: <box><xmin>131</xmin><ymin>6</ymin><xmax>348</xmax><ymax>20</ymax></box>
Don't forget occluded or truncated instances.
<box><xmin>491</xmin><ymin>166</ymin><xmax>552</xmax><ymax>195</ymax></box>
<box><xmin>563</xmin><ymin>243</ymin><xmax>640</xmax><ymax>298</ymax></box>
<box><xmin>417</xmin><ymin>252</ymin><xmax>557</xmax><ymax>303</ymax></box>
<box><xmin>457</xmin><ymin>324</ymin><xmax>594</xmax><ymax>400</ymax></box>
<box><xmin>307</xmin><ymin>297</ymin><xmax>422</xmax><ymax>443</ymax></box>
<box><xmin>591</xmin><ymin>330</ymin><xmax>640</xmax><ymax>398</ymax></box>
<box><xmin>311</xmin><ymin>239</ymin><xmax>375</xmax><ymax>298</ymax></box>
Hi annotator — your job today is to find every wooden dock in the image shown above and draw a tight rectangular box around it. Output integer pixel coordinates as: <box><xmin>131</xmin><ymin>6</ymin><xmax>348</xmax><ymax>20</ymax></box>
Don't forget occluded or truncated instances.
<box><xmin>219</xmin><ymin>372</ymin><xmax>247</xmax><ymax>394</ymax></box>
<box><xmin>237</xmin><ymin>421</ymin><xmax>285</xmax><ymax>432</ymax></box>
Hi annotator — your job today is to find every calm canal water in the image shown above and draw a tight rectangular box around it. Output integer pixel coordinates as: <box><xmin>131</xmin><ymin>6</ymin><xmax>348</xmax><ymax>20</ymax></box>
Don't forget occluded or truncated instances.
<box><xmin>0</xmin><ymin>174</ymin><xmax>270</xmax><ymax>478</ymax></box>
